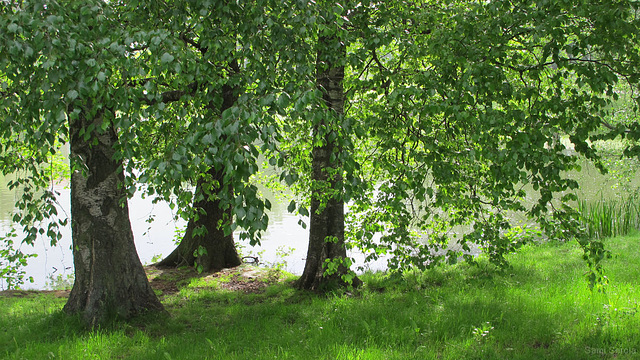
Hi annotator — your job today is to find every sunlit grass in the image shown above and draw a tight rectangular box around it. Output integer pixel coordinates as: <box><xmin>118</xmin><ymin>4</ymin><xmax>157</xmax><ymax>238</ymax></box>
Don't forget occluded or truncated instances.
<box><xmin>1</xmin><ymin>233</ymin><xmax>639</xmax><ymax>359</ymax></box>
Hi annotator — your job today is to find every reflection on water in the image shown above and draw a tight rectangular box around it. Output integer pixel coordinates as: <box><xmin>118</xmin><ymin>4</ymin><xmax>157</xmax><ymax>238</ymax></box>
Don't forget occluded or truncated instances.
<box><xmin>1</xmin><ymin>155</ymin><xmax>638</xmax><ymax>289</ymax></box>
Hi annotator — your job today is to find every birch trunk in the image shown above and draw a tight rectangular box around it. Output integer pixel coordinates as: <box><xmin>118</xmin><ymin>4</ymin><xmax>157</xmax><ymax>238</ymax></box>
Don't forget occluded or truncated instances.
<box><xmin>296</xmin><ymin>34</ymin><xmax>361</xmax><ymax>291</ymax></box>
<box><xmin>64</xmin><ymin>107</ymin><xmax>164</xmax><ymax>326</ymax></box>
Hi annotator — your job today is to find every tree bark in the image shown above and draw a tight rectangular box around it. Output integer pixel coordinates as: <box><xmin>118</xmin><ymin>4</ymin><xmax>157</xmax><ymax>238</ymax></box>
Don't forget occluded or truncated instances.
<box><xmin>157</xmin><ymin>83</ymin><xmax>241</xmax><ymax>272</ymax></box>
<box><xmin>64</xmin><ymin>107</ymin><xmax>164</xmax><ymax>326</ymax></box>
<box><xmin>156</xmin><ymin>167</ymin><xmax>241</xmax><ymax>271</ymax></box>
<box><xmin>296</xmin><ymin>33</ymin><xmax>362</xmax><ymax>291</ymax></box>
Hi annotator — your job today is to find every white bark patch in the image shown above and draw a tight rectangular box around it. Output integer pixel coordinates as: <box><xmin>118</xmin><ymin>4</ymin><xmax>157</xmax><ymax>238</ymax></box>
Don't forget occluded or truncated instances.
<box><xmin>73</xmin><ymin>169</ymin><xmax>122</xmax><ymax>227</ymax></box>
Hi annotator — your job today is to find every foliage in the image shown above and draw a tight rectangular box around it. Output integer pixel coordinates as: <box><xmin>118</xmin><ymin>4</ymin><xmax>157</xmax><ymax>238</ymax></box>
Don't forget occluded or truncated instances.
<box><xmin>0</xmin><ymin>228</ymin><xmax>35</xmax><ymax>290</ymax></box>
<box><xmin>113</xmin><ymin>0</ymin><xmax>317</xmax><ymax>247</ymax></box>
<box><xmin>2</xmin><ymin>0</ymin><xmax>640</xmax><ymax>290</ymax></box>
<box><xmin>193</xmin><ymin>245</ymin><xmax>208</xmax><ymax>274</ymax></box>
<box><xmin>0</xmin><ymin>0</ymin><xmax>136</xmax><ymax>288</ymax></box>
<box><xmin>342</xmin><ymin>0</ymin><xmax>640</xmax><ymax>288</ymax></box>
<box><xmin>45</xmin><ymin>272</ymin><xmax>74</xmax><ymax>291</ymax></box>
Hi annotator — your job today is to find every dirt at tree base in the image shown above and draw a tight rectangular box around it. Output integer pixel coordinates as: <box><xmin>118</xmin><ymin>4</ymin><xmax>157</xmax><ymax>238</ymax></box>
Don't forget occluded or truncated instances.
<box><xmin>0</xmin><ymin>264</ymin><xmax>282</xmax><ymax>299</ymax></box>
<box><xmin>147</xmin><ymin>264</ymin><xmax>280</xmax><ymax>297</ymax></box>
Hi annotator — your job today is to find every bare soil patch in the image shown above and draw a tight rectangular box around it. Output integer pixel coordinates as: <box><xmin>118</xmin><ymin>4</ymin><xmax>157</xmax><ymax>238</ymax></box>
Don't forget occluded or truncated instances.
<box><xmin>1</xmin><ymin>264</ymin><xmax>278</xmax><ymax>299</ymax></box>
<box><xmin>146</xmin><ymin>264</ymin><xmax>277</xmax><ymax>297</ymax></box>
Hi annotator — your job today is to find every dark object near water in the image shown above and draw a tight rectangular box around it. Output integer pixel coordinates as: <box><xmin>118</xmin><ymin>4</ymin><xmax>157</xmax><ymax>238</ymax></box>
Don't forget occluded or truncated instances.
<box><xmin>242</xmin><ymin>256</ymin><xmax>259</xmax><ymax>264</ymax></box>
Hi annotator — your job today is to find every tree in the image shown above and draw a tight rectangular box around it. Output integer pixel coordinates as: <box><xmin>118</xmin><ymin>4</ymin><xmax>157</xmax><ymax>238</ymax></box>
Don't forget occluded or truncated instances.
<box><xmin>116</xmin><ymin>0</ymin><xmax>305</xmax><ymax>272</ymax></box>
<box><xmin>65</xmin><ymin>104</ymin><xmax>164</xmax><ymax>325</ymax></box>
<box><xmin>281</xmin><ymin>0</ymin><xmax>640</xmax><ymax>290</ymax></box>
<box><xmin>108</xmin><ymin>2</ymin><xmax>244</xmax><ymax>272</ymax></box>
<box><xmin>155</xmin><ymin>84</ymin><xmax>242</xmax><ymax>272</ymax></box>
<box><xmin>118</xmin><ymin>1</ymin><xmax>282</xmax><ymax>272</ymax></box>
<box><xmin>1</xmin><ymin>1</ymin><xmax>164</xmax><ymax>324</ymax></box>
<box><xmin>343</xmin><ymin>0</ymin><xmax>640</xmax><ymax>286</ymax></box>
<box><xmin>295</xmin><ymin>8</ymin><xmax>362</xmax><ymax>290</ymax></box>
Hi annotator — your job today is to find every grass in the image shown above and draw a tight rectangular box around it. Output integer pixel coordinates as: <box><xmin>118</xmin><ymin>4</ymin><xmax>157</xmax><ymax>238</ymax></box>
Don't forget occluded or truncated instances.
<box><xmin>2</xmin><ymin>233</ymin><xmax>640</xmax><ymax>359</ymax></box>
<box><xmin>578</xmin><ymin>193</ymin><xmax>640</xmax><ymax>239</ymax></box>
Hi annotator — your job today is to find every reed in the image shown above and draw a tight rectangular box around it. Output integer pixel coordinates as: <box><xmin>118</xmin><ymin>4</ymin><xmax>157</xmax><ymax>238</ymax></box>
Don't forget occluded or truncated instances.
<box><xmin>578</xmin><ymin>192</ymin><xmax>640</xmax><ymax>239</ymax></box>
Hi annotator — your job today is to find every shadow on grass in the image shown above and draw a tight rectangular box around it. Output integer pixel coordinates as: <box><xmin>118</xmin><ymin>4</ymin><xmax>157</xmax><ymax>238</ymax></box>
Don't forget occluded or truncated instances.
<box><xmin>2</xmin><ymin>238</ymin><xmax>639</xmax><ymax>359</ymax></box>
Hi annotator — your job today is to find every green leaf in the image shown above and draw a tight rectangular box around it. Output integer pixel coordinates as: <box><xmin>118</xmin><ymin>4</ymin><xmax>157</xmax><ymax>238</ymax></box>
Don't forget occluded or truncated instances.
<box><xmin>66</xmin><ymin>90</ymin><xmax>79</xmax><ymax>101</ymax></box>
<box><xmin>298</xmin><ymin>206</ymin><xmax>309</xmax><ymax>217</ymax></box>
<box><xmin>284</xmin><ymin>173</ymin><xmax>295</xmax><ymax>186</ymax></box>
<box><xmin>161</xmin><ymin>52</ymin><xmax>175</xmax><ymax>64</ymax></box>
<box><xmin>236</xmin><ymin>206</ymin><xmax>246</xmax><ymax>220</ymax></box>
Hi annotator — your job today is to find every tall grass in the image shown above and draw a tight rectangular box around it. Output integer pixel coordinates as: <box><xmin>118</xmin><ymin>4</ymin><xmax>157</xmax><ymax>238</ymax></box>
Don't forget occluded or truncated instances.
<box><xmin>578</xmin><ymin>192</ymin><xmax>640</xmax><ymax>239</ymax></box>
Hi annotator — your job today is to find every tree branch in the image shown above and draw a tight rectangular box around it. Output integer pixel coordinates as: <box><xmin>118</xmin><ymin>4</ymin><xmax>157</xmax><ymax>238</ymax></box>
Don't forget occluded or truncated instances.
<box><xmin>371</xmin><ymin>48</ymin><xmax>388</xmax><ymax>72</ymax></box>
<box><xmin>142</xmin><ymin>81</ymin><xmax>199</xmax><ymax>105</ymax></box>
<box><xmin>599</xmin><ymin>119</ymin><xmax>631</xmax><ymax>134</ymax></box>
<box><xmin>180</xmin><ymin>32</ymin><xmax>206</xmax><ymax>56</ymax></box>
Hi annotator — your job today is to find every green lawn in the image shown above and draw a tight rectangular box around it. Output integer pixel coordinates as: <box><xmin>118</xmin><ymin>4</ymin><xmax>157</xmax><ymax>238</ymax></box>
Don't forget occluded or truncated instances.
<box><xmin>2</xmin><ymin>233</ymin><xmax>639</xmax><ymax>359</ymax></box>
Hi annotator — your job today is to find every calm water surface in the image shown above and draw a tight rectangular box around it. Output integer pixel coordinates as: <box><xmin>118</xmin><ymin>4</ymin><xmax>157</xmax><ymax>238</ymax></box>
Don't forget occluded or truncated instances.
<box><xmin>0</xmin><ymin>178</ymin><xmax>389</xmax><ymax>289</ymax></box>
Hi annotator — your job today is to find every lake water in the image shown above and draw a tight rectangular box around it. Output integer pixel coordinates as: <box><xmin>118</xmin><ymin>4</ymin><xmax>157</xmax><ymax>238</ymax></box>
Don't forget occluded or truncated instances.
<box><xmin>0</xmin><ymin>176</ymin><xmax>391</xmax><ymax>290</ymax></box>
<box><xmin>1</xmin><ymin>150</ymin><xmax>638</xmax><ymax>289</ymax></box>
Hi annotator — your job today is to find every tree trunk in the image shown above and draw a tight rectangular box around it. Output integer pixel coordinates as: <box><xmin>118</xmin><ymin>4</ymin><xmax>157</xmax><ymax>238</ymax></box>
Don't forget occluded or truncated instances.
<box><xmin>156</xmin><ymin>167</ymin><xmax>241</xmax><ymax>271</ymax></box>
<box><xmin>157</xmin><ymin>83</ymin><xmax>241</xmax><ymax>272</ymax></box>
<box><xmin>64</xmin><ymin>107</ymin><xmax>164</xmax><ymax>326</ymax></box>
<box><xmin>296</xmin><ymin>33</ymin><xmax>361</xmax><ymax>291</ymax></box>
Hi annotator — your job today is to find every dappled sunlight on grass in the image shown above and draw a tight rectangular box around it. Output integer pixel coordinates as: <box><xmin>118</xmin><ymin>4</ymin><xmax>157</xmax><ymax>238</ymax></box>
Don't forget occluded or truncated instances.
<box><xmin>1</xmin><ymin>232</ymin><xmax>639</xmax><ymax>359</ymax></box>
